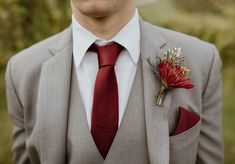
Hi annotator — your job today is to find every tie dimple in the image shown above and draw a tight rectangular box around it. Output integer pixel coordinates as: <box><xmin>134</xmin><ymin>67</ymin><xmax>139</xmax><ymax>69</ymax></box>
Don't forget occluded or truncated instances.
<box><xmin>90</xmin><ymin>43</ymin><xmax>123</xmax><ymax>68</ymax></box>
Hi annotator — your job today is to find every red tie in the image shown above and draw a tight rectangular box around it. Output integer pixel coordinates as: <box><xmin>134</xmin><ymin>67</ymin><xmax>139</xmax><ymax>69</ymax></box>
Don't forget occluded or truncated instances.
<box><xmin>90</xmin><ymin>43</ymin><xmax>123</xmax><ymax>158</ymax></box>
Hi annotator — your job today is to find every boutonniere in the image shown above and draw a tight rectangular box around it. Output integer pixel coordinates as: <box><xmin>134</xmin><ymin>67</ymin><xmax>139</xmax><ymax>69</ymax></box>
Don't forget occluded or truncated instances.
<box><xmin>146</xmin><ymin>47</ymin><xmax>194</xmax><ymax>106</ymax></box>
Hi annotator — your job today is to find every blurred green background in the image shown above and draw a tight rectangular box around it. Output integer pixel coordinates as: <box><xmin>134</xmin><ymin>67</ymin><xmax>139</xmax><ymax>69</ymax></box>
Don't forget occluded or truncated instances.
<box><xmin>0</xmin><ymin>0</ymin><xmax>235</xmax><ymax>163</ymax></box>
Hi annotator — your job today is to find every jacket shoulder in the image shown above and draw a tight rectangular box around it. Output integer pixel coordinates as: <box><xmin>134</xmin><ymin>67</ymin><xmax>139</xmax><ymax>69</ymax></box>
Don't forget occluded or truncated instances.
<box><xmin>142</xmin><ymin>21</ymin><xmax>219</xmax><ymax>66</ymax></box>
<box><xmin>6</xmin><ymin>26</ymin><xmax>71</xmax><ymax>90</ymax></box>
<box><xmin>9</xmin><ymin>30</ymin><xmax>62</xmax><ymax>67</ymax></box>
<box><xmin>143</xmin><ymin>21</ymin><xmax>212</xmax><ymax>50</ymax></box>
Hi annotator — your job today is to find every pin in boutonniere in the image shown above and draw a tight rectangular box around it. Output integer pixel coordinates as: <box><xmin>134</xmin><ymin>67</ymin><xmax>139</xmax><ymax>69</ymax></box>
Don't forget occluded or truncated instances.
<box><xmin>146</xmin><ymin>47</ymin><xmax>194</xmax><ymax>106</ymax></box>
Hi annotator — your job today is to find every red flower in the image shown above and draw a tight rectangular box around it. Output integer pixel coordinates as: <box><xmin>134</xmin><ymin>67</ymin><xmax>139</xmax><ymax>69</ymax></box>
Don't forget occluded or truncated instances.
<box><xmin>157</xmin><ymin>61</ymin><xmax>193</xmax><ymax>89</ymax></box>
<box><xmin>146</xmin><ymin>47</ymin><xmax>194</xmax><ymax>106</ymax></box>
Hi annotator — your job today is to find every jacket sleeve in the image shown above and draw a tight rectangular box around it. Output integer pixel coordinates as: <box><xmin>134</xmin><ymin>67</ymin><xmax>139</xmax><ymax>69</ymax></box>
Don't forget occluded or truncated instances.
<box><xmin>196</xmin><ymin>45</ymin><xmax>224</xmax><ymax>164</ymax></box>
<box><xmin>5</xmin><ymin>57</ymin><xmax>31</xmax><ymax>164</ymax></box>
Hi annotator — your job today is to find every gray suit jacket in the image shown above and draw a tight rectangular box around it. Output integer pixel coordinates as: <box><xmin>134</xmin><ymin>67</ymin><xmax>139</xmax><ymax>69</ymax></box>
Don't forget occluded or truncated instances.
<box><xmin>5</xmin><ymin>19</ymin><xmax>223</xmax><ymax>164</ymax></box>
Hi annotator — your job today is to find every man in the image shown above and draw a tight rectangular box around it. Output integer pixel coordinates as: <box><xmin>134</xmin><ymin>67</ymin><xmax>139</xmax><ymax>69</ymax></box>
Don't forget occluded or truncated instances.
<box><xmin>5</xmin><ymin>0</ymin><xmax>223</xmax><ymax>163</ymax></box>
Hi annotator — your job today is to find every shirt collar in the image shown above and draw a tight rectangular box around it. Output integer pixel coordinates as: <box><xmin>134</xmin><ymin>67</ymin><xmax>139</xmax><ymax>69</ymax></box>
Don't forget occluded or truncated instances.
<box><xmin>72</xmin><ymin>9</ymin><xmax>140</xmax><ymax>67</ymax></box>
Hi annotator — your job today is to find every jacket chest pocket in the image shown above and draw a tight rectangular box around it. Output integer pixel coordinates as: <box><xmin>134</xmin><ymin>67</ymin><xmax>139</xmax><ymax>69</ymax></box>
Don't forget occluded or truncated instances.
<box><xmin>169</xmin><ymin>120</ymin><xmax>201</xmax><ymax>164</ymax></box>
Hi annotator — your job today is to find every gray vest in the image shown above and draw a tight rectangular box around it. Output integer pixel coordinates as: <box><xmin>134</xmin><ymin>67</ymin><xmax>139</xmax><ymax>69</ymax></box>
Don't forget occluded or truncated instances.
<box><xmin>67</xmin><ymin>58</ymin><xmax>150</xmax><ymax>164</ymax></box>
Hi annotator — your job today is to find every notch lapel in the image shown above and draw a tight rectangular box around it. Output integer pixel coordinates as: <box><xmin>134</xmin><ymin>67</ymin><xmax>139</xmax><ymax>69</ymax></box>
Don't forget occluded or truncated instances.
<box><xmin>140</xmin><ymin>19</ymin><xmax>173</xmax><ymax>164</ymax></box>
<box><xmin>35</xmin><ymin>27</ymin><xmax>73</xmax><ymax>164</ymax></box>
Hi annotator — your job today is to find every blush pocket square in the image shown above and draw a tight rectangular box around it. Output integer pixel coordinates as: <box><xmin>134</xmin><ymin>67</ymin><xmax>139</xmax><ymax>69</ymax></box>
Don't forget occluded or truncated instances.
<box><xmin>170</xmin><ymin>107</ymin><xmax>200</xmax><ymax>136</ymax></box>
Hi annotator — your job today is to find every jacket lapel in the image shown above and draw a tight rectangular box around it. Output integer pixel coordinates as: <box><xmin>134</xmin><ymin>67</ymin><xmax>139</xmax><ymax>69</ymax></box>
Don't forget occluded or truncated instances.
<box><xmin>35</xmin><ymin>27</ymin><xmax>73</xmax><ymax>164</ymax></box>
<box><xmin>140</xmin><ymin>19</ymin><xmax>173</xmax><ymax>164</ymax></box>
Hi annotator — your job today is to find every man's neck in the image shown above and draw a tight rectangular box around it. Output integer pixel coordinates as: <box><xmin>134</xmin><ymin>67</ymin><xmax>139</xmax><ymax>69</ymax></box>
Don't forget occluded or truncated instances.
<box><xmin>72</xmin><ymin>6</ymin><xmax>136</xmax><ymax>40</ymax></box>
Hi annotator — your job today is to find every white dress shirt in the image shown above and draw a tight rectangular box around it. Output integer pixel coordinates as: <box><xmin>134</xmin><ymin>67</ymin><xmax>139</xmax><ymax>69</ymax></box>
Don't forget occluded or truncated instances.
<box><xmin>72</xmin><ymin>9</ymin><xmax>140</xmax><ymax>128</ymax></box>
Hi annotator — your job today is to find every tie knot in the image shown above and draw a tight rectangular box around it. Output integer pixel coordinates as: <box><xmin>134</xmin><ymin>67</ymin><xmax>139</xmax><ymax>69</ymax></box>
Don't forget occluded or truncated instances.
<box><xmin>89</xmin><ymin>43</ymin><xmax>123</xmax><ymax>68</ymax></box>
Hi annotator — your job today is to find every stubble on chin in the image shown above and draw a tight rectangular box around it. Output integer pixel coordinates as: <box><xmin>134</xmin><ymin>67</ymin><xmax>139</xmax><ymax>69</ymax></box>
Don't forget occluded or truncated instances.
<box><xmin>71</xmin><ymin>0</ymin><xmax>120</xmax><ymax>18</ymax></box>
